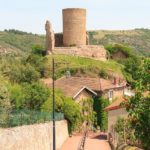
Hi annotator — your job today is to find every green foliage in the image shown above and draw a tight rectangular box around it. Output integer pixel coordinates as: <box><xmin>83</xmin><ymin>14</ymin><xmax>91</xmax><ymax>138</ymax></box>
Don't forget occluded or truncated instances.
<box><xmin>125</xmin><ymin>93</ymin><xmax>150</xmax><ymax>149</ymax></box>
<box><xmin>45</xmin><ymin>54</ymin><xmax>123</xmax><ymax>79</ymax></box>
<box><xmin>80</xmin><ymin>98</ymin><xmax>96</xmax><ymax>130</ymax></box>
<box><xmin>4</xmin><ymin>62</ymin><xmax>40</xmax><ymax>83</ymax></box>
<box><xmin>9</xmin><ymin>84</ymin><xmax>23</xmax><ymax>109</ymax></box>
<box><xmin>41</xmin><ymin>89</ymin><xmax>64</xmax><ymax>112</ymax></box>
<box><xmin>31</xmin><ymin>45</ymin><xmax>46</xmax><ymax>56</ymax></box>
<box><xmin>0</xmin><ymin>82</ymin><xmax>12</xmax><ymax>127</ymax></box>
<box><xmin>42</xmin><ymin>89</ymin><xmax>82</xmax><ymax>133</ymax></box>
<box><xmin>135</xmin><ymin>59</ymin><xmax>150</xmax><ymax>90</ymax></box>
<box><xmin>62</xmin><ymin>97</ymin><xmax>82</xmax><ymax>133</ymax></box>
<box><xmin>105</xmin><ymin>44</ymin><xmax>133</xmax><ymax>58</ymax></box>
<box><xmin>121</xmin><ymin>56</ymin><xmax>142</xmax><ymax>86</ymax></box>
<box><xmin>105</xmin><ymin>44</ymin><xmax>143</xmax><ymax>86</ymax></box>
<box><xmin>26</xmin><ymin>54</ymin><xmax>47</xmax><ymax>77</ymax></box>
<box><xmin>114</xmin><ymin>118</ymin><xmax>137</xmax><ymax>145</ymax></box>
<box><xmin>22</xmin><ymin>82</ymin><xmax>50</xmax><ymax>110</ymax></box>
<box><xmin>99</xmin><ymin>69</ymin><xmax>109</xmax><ymax>79</ymax></box>
<box><xmin>93</xmin><ymin>97</ymin><xmax>109</xmax><ymax>131</ymax></box>
<box><xmin>89</xmin><ymin>29</ymin><xmax>150</xmax><ymax>56</ymax></box>
<box><xmin>124</xmin><ymin>59</ymin><xmax>150</xmax><ymax>149</ymax></box>
<box><xmin>0</xmin><ymin>30</ymin><xmax>45</xmax><ymax>56</ymax></box>
<box><xmin>4</xmin><ymin>29</ymin><xmax>34</xmax><ymax>35</ymax></box>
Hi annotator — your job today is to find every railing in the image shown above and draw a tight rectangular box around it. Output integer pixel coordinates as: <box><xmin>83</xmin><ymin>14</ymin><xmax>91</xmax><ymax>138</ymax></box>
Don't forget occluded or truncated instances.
<box><xmin>78</xmin><ymin>129</ymin><xmax>88</xmax><ymax>150</ymax></box>
<box><xmin>0</xmin><ymin>108</ymin><xmax>64</xmax><ymax>128</ymax></box>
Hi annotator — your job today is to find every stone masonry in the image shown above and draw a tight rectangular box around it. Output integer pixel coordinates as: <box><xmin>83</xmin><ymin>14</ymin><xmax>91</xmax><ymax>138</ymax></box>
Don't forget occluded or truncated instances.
<box><xmin>45</xmin><ymin>20</ymin><xmax>55</xmax><ymax>54</ymax></box>
<box><xmin>63</xmin><ymin>8</ymin><xmax>86</xmax><ymax>46</ymax></box>
<box><xmin>53</xmin><ymin>45</ymin><xmax>106</xmax><ymax>61</ymax></box>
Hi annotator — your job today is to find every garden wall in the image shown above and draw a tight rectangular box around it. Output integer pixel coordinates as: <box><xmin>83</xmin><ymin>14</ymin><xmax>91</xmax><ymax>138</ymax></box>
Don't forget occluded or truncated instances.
<box><xmin>0</xmin><ymin>120</ymin><xmax>68</xmax><ymax>150</ymax></box>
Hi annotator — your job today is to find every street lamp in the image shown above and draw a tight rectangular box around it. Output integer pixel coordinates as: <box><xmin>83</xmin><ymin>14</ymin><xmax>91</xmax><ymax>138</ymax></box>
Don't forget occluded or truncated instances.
<box><xmin>52</xmin><ymin>58</ymin><xmax>56</xmax><ymax>150</ymax></box>
<box><xmin>51</xmin><ymin>58</ymin><xmax>70</xmax><ymax>150</ymax></box>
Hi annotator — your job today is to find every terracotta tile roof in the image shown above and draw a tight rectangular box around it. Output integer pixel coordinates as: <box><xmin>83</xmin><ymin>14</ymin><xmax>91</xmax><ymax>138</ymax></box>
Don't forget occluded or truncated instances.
<box><xmin>105</xmin><ymin>91</ymin><xmax>150</xmax><ymax>111</ymax></box>
<box><xmin>105</xmin><ymin>97</ymin><xmax>127</xmax><ymax>111</ymax></box>
<box><xmin>48</xmin><ymin>76</ymin><xmax>126</xmax><ymax>98</ymax></box>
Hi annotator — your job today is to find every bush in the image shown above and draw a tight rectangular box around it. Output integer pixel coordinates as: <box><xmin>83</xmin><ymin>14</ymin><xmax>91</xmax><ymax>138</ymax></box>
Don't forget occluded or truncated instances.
<box><xmin>9</xmin><ymin>84</ymin><xmax>24</xmax><ymax>109</ymax></box>
<box><xmin>93</xmin><ymin>97</ymin><xmax>109</xmax><ymax>131</ymax></box>
<box><xmin>105</xmin><ymin>44</ymin><xmax>133</xmax><ymax>58</ymax></box>
<box><xmin>22</xmin><ymin>82</ymin><xmax>50</xmax><ymax>110</ymax></box>
<box><xmin>31</xmin><ymin>45</ymin><xmax>46</xmax><ymax>56</ymax></box>
<box><xmin>42</xmin><ymin>89</ymin><xmax>82</xmax><ymax>133</ymax></box>
<box><xmin>9</xmin><ymin>63</ymin><xmax>40</xmax><ymax>83</ymax></box>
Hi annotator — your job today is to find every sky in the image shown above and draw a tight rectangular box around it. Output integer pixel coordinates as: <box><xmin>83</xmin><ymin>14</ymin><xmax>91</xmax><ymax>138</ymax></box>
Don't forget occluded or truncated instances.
<box><xmin>0</xmin><ymin>0</ymin><xmax>150</xmax><ymax>34</ymax></box>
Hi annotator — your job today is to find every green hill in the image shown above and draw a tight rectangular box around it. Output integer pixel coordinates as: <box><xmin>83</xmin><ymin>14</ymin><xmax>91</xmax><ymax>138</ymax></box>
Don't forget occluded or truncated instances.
<box><xmin>89</xmin><ymin>28</ymin><xmax>150</xmax><ymax>56</ymax></box>
<box><xmin>0</xmin><ymin>30</ymin><xmax>45</xmax><ymax>56</ymax></box>
<box><xmin>0</xmin><ymin>28</ymin><xmax>150</xmax><ymax>56</ymax></box>
<box><xmin>45</xmin><ymin>54</ymin><xmax>124</xmax><ymax>79</ymax></box>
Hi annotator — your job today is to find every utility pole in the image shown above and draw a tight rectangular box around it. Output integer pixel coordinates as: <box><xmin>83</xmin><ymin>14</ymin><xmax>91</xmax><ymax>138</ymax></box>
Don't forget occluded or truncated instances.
<box><xmin>52</xmin><ymin>58</ymin><xmax>56</xmax><ymax>150</ymax></box>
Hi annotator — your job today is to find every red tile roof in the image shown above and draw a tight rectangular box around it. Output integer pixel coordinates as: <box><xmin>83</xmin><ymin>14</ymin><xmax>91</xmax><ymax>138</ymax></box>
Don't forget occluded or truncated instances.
<box><xmin>105</xmin><ymin>97</ymin><xmax>127</xmax><ymax>111</ymax></box>
<box><xmin>47</xmin><ymin>76</ymin><xmax>126</xmax><ymax>98</ymax></box>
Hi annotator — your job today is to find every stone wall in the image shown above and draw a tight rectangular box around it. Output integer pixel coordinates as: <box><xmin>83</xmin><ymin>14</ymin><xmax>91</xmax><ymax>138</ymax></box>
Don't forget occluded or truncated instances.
<box><xmin>103</xmin><ymin>87</ymin><xmax>125</xmax><ymax>101</ymax></box>
<box><xmin>63</xmin><ymin>8</ymin><xmax>86</xmax><ymax>46</ymax></box>
<box><xmin>108</xmin><ymin>108</ymin><xmax>128</xmax><ymax>132</ymax></box>
<box><xmin>75</xmin><ymin>89</ymin><xmax>93</xmax><ymax>103</ymax></box>
<box><xmin>0</xmin><ymin>120</ymin><xmax>68</xmax><ymax>150</ymax></box>
<box><xmin>55</xmin><ymin>33</ymin><xmax>63</xmax><ymax>47</ymax></box>
<box><xmin>53</xmin><ymin>45</ymin><xmax>106</xmax><ymax>61</ymax></box>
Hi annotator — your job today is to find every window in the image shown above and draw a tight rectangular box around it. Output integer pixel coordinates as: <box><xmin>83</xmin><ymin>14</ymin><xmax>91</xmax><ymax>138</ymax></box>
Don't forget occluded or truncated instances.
<box><xmin>108</xmin><ymin>90</ymin><xmax>113</xmax><ymax>101</ymax></box>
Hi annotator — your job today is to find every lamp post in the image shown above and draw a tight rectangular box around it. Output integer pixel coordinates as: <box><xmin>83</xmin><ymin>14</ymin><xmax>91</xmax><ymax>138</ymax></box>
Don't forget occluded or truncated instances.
<box><xmin>52</xmin><ymin>58</ymin><xmax>56</xmax><ymax>150</ymax></box>
<box><xmin>51</xmin><ymin>58</ymin><xmax>70</xmax><ymax>150</ymax></box>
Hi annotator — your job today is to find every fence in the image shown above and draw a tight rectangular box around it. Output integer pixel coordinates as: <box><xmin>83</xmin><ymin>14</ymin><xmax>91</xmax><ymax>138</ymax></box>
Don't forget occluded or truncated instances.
<box><xmin>0</xmin><ymin>108</ymin><xmax>64</xmax><ymax>128</ymax></box>
<box><xmin>78</xmin><ymin>129</ymin><xmax>88</xmax><ymax>150</ymax></box>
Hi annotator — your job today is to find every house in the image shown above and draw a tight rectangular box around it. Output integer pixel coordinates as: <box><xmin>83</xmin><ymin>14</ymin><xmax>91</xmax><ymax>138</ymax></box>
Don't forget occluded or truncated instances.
<box><xmin>105</xmin><ymin>88</ymin><xmax>136</xmax><ymax>148</ymax></box>
<box><xmin>50</xmin><ymin>76</ymin><xmax>127</xmax><ymax>102</ymax></box>
<box><xmin>105</xmin><ymin>88</ymin><xmax>135</xmax><ymax>132</ymax></box>
<box><xmin>105</xmin><ymin>97</ymin><xmax>128</xmax><ymax>132</ymax></box>
<box><xmin>42</xmin><ymin>76</ymin><xmax>127</xmax><ymax>130</ymax></box>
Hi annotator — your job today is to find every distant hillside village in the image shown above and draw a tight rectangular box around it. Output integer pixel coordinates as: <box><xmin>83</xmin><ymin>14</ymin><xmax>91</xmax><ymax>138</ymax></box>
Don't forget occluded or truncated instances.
<box><xmin>0</xmin><ymin>8</ymin><xmax>149</xmax><ymax>150</ymax></box>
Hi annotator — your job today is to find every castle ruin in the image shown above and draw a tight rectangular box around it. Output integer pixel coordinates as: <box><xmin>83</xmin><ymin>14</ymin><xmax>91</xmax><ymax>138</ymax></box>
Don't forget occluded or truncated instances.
<box><xmin>45</xmin><ymin>20</ymin><xmax>55</xmax><ymax>54</ymax></box>
<box><xmin>63</xmin><ymin>8</ymin><xmax>86</xmax><ymax>46</ymax></box>
<box><xmin>45</xmin><ymin>8</ymin><xmax>106</xmax><ymax>61</ymax></box>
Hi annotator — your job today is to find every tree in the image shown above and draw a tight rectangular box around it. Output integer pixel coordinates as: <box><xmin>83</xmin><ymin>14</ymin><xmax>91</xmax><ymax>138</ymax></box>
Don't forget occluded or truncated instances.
<box><xmin>124</xmin><ymin>58</ymin><xmax>150</xmax><ymax>149</ymax></box>
<box><xmin>93</xmin><ymin>97</ymin><xmax>109</xmax><ymax>131</ymax></box>
<box><xmin>26</xmin><ymin>54</ymin><xmax>47</xmax><ymax>77</ymax></box>
<box><xmin>10</xmin><ymin>63</ymin><xmax>40</xmax><ymax>83</ymax></box>
<box><xmin>62</xmin><ymin>97</ymin><xmax>82</xmax><ymax>133</ymax></box>
<box><xmin>22</xmin><ymin>82</ymin><xmax>50</xmax><ymax>110</ymax></box>
<box><xmin>41</xmin><ymin>89</ymin><xmax>82</xmax><ymax>133</ymax></box>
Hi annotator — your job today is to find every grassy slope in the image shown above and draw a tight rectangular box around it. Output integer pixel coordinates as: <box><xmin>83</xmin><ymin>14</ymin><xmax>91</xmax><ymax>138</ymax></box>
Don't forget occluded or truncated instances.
<box><xmin>45</xmin><ymin>54</ymin><xmax>124</xmax><ymax>79</ymax></box>
<box><xmin>0</xmin><ymin>31</ymin><xmax>45</xmax><ymax>55</ymax></box>
<box><xmin>89</xmin><ymin>28</ymin><xmax>150</xmax><ymax>56</ymax></box>
<box><xmin>0</xmin><ymin>28</ymin><xmax>150</xmax><ymax>56</ymax></box>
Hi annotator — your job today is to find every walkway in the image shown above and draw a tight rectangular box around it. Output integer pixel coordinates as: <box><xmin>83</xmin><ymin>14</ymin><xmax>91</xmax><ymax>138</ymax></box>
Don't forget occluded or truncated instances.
<box><xmin>59</xmin><ymin>132</ymin><xmax>111</xmax><ymax>150</ymax></box>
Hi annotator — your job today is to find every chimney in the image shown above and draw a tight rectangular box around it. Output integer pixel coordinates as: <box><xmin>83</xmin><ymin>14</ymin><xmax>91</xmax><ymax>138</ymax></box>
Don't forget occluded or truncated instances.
<box><xmin>113</xmin><ymin>77</ymin><xmax>117</xmax><ymax>85</ymax></box>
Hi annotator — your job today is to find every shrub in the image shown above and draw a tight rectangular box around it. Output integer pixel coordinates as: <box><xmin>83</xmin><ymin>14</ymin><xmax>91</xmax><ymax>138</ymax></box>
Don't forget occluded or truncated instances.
<box><xmin>22</xmin><ymin>82</ymin><xmax>50</xmax><ymax>110</ymax></box>
<box><xmin>93</xmin><ymin>97</ymin><xmax>109</xmax><ymax>131</ymax></box>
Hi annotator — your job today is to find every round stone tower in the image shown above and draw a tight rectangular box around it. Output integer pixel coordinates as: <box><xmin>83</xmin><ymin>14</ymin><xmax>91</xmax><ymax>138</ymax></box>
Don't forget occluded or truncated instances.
<box><xmin>63</xmin><ymin>8</ymin><xmax>86</xmax><ymax>46</ymax></box>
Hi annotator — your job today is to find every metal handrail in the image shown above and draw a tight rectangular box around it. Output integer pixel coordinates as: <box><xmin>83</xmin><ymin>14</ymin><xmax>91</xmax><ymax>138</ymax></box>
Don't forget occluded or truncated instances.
<box><xmin>77</xmin><ymin>130</ymin><xmax>88</xmax><ymax>150</ymax></box>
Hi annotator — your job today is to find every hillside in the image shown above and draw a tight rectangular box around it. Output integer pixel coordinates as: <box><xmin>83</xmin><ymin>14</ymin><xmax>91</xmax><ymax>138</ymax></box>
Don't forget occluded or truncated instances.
<box><xmin>89</xmin><ymin>28</ymin><xmax>150</xmax><ymax>56</ymax></box>
<box><xmin>0</xmin><ymin>30</ymin><xmax>45</xmax><ymax>56</ymax></box>
<box><xmin>0</xmin><ymin>28</ymin><xmax>150</xmax><ymax>56</ymax></box>
<box><xmin>45</xmin><ymin>54</ymin><xmax>124</xmax><ymax>79</ymax></box>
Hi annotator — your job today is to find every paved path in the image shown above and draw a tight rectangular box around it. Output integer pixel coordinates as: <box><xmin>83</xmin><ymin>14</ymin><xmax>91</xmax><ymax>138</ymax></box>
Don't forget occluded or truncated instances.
<box><xmin>59</xmin><ymin>132</ymin><xmax>111</xmax><ymax>150</ymax></box>
<box><xmin>85</xmin><ymin>133</ymin><xmax>111</xmax><ymax>150</ymax></box>
<box><xmin>59</xmin><ymin>135</ymin><xmax>82</xmax><ymax>150</ymax></box>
